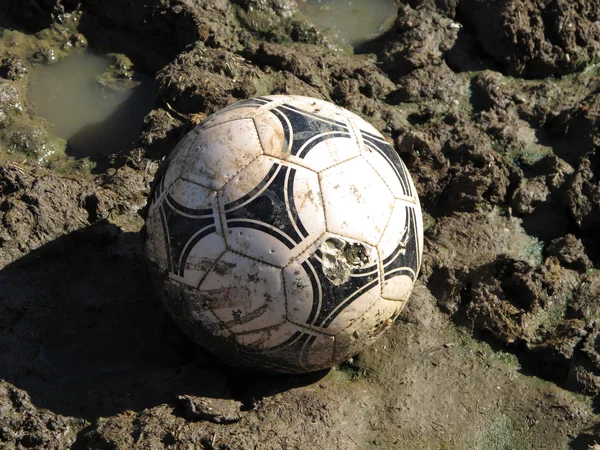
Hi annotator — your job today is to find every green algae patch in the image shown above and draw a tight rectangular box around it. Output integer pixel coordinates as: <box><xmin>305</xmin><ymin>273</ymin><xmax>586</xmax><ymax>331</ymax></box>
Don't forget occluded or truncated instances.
<box><xmin>0</xmin><ymin>14</ymin><xmax>154</xmax><ymax>170</ymax></box>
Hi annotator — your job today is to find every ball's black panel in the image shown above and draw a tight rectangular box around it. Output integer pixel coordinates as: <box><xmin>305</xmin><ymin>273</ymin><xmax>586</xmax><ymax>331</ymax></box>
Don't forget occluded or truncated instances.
<box><xmin>382</xmin><ymin>206</ymin><xmax>421</xmax><ymax>282</ymax></box>
<box><xmin>269</xmin><ymin>103</ymin><xmax>352</xmax><ymax>158</ymax></box>
<box><xmin>223</xmin><ymin>162</ymin><xmax>280</xmax><ymax>211</ymax></box>
<box><xmin>302</xmin><ymin>251</ymin><xmax>380</xmax><ymax>328</ymax></box>
<box><xmin>224</xmin><ymin>162</ymin><xmax>309</xmax><ymax>249</ymax></box>
<box><xmin>157</xmin><ymin>191</ymin><xmax>217</xmax><ymax>278</ymax></box>
<box><xmin>361</xmin><ymin>129</ymin><xmax>413</xmax><ymax>198</ymax></box>
<box><xmin>236</xmin><ymin>330</ymin><xmax>322</xmax><ymax>373</ymax></box>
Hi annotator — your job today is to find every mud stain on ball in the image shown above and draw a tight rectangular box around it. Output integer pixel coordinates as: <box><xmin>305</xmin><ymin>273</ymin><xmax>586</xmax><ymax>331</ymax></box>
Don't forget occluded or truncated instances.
<box><xmin>320</xmin><ymin>237</ymin><xmax>373</xmax><ymax>285</ymax></box>
<box><xmin>200</xmin><ymin>286</ymin><xmax>253</xmax><ymax>311</ymax></box>
<box><xmin>225</xmin><ymin>294</ymin><xmax>274</xmax><ymax>327</ymax></box>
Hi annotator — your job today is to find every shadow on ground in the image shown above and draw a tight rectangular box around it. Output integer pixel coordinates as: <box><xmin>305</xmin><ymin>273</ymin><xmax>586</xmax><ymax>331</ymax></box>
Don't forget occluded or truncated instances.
<box><xmin>0</xmin><ymin>221</ymin><xmax>325</xmax><ymax>420</ymax></box>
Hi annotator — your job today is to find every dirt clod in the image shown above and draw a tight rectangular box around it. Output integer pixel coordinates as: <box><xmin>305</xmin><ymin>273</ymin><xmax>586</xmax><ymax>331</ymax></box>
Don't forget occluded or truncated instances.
<box><xmin>546</xmin><ymin>234</ymin><xmax>593</xmax><ymax>273</ymax></box>
<box><xmin>177</xmin><ymin>395</ymin><xmax>243</xmax><ymax>424</ymax></box>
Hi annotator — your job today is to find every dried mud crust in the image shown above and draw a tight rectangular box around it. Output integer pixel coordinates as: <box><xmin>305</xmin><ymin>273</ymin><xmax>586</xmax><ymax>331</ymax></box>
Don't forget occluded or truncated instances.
<box><xmin>457</xmin><ymin>0</ymin><xmax>600</xmax><ymax>78</ymax></box>
<box><xmin>0</xmin><ymin>164</ymin><xmax>116</xmax><ymax>267</ymax></box>
<box><xmin>1</xmin><ymin>0</ymin><xmax>600</xmax><ymax>448</ymax></box>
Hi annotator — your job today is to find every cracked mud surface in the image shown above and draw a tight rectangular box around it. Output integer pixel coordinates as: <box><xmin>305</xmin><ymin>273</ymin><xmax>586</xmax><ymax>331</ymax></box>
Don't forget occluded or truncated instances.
<box><xmin>1</xmin><ymin>0</ymin><xmax>600</xmax><ymax>448</ymax></box>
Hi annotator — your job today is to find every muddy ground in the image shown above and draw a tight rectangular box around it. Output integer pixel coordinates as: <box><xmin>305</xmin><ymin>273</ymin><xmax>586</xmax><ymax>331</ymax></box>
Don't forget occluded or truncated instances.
<box><xmin>1</xmin><ymin>0</ymin><xmax>600</xmax><ymax>448</ymax></box>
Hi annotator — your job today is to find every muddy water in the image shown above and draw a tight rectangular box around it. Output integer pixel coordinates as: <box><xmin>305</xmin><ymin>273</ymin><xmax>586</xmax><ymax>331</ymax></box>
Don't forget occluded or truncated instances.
<box><xmin>27</xmin><ymin>50</ymin><xmax>154</xmax><ymax>157</ymax></box>
<box><xmin>300</xmin><ymin>0</ymin><xmax>397</xmax><ymax>45</ymax></box>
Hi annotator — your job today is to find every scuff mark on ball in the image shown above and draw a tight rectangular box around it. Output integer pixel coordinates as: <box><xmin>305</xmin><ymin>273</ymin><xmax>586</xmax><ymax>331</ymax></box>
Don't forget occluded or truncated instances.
<box><xmin>320</xmin><ymin>237</ymin><xmax>373</xmax><ymax>285</ymax></box>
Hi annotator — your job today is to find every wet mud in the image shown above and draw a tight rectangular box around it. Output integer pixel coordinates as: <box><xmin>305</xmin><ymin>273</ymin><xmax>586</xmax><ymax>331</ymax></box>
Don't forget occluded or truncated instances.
<box><xmin>1</xmin><ymin>0</ymin><xmax>600</xmax><ymax>448</ymax></box>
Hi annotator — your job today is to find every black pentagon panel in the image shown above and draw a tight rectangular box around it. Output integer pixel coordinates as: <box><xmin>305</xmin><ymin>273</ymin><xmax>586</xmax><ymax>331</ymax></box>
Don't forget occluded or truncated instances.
<box><xmin>150</xmin><ymin>173</ymin><xmax>166</xmax><ymax>209</ymax></box>
<box><xmin>148</xmin><ymin>161</ymin><xmax>181</xmax><ymax>212</ymax></box>
<box><xmin>158</xmin><ymin>193</ymin><xmax>217</xmax><ymax>277</ymax></box>
<box><xmin>224</xmin><ymin>162</ymin><xmax>309</xmax><ymax>249</ymax></box>
<box><xmin>360</xmin><ymin>129</ymin><xmax>413</xmax><ymax>198</ymax></box>
<box><xmin>269</xmin><ymin>103</ymin><xmax>352</xmax><ymax>158</ymax></box>
<box><xmin>301</xmin><ymin>252</ymin><xmax>380</xmax><ymax>329</ymax></box>
<box><xmin>383</xmin><ymin>205</ymin><xmax>421</xmax><ymax>282</ymax></box>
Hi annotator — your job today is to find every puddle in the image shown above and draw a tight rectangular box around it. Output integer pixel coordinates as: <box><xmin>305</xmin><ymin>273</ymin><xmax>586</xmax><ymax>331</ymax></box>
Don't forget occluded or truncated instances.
<box><xmin>27</xmin><ymin>50</ymin><xmax>154</xmax><ymax>157</ymax></box>
<box><xmin>299</xmin><ymin>0</ymin><xmax>397</xmax><ymax>46</ymax></box>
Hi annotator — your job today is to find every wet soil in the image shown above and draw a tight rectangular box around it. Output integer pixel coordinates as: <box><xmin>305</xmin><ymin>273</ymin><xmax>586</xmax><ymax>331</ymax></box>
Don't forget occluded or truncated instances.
<box><xmin>1</xmin><ymin>0</ymin><xmax>600</xmax><ymax>448</ymax></box>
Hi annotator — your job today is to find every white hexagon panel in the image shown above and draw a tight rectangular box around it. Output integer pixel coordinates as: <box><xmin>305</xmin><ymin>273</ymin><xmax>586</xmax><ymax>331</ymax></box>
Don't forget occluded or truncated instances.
<box><xmin>180</xmin><ymin>118</ymin><xmax>263</xmax><ymax>191</ymax></box>
<box><xmin>234</xmin><ymin>320</ymin><xmax>301</xmax><ymax>350</ymax></box>
<box><xmin>320</xmin><ymin>157</ymin><xmax>394</xmax><ymax>246</ymax></box>
<box><xmin>333</xmin><ymin>298</ymin><xmax>401</xmax><ymax>363</ymax></box>
<box><xmin>218</xmin><ymin>155</ymin><xmax>326</xmax><ymax>267</ymax></box>
<box><xmin>156</xmin><ymin>281</ymin><xmax>233</xmax><ymax>354</ymax></box>
<box><xmin>198</xmin><ymin>251</ymin><xmax>286</xmax><ymax>334</ymax></box>
<box><xmin>176</xmin><ymin>285</ymin><xmax>234</xmax><ymax>341</ymax></box>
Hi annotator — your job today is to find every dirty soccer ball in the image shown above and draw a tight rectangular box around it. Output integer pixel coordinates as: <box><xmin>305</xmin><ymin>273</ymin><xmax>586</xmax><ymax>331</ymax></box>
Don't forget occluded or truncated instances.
<box><xmin>145</xmin><ymin>95</ymin><xmax>423</xmax><ymax>373</ymax></box>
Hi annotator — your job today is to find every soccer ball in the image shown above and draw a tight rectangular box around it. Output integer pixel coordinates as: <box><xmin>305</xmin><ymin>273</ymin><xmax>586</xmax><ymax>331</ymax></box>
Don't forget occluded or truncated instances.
<box><xmin>145</xmin><ymin>95</ymin><xmax>423</xmax><ymax>373</ymax></box>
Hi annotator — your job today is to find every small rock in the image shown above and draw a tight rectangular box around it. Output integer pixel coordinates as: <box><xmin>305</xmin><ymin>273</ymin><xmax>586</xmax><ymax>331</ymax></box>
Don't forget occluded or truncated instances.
<box><xmin>177</xmin><ymin>395</ymin><xmax>243</xmax><ymax>424</ymax></box>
